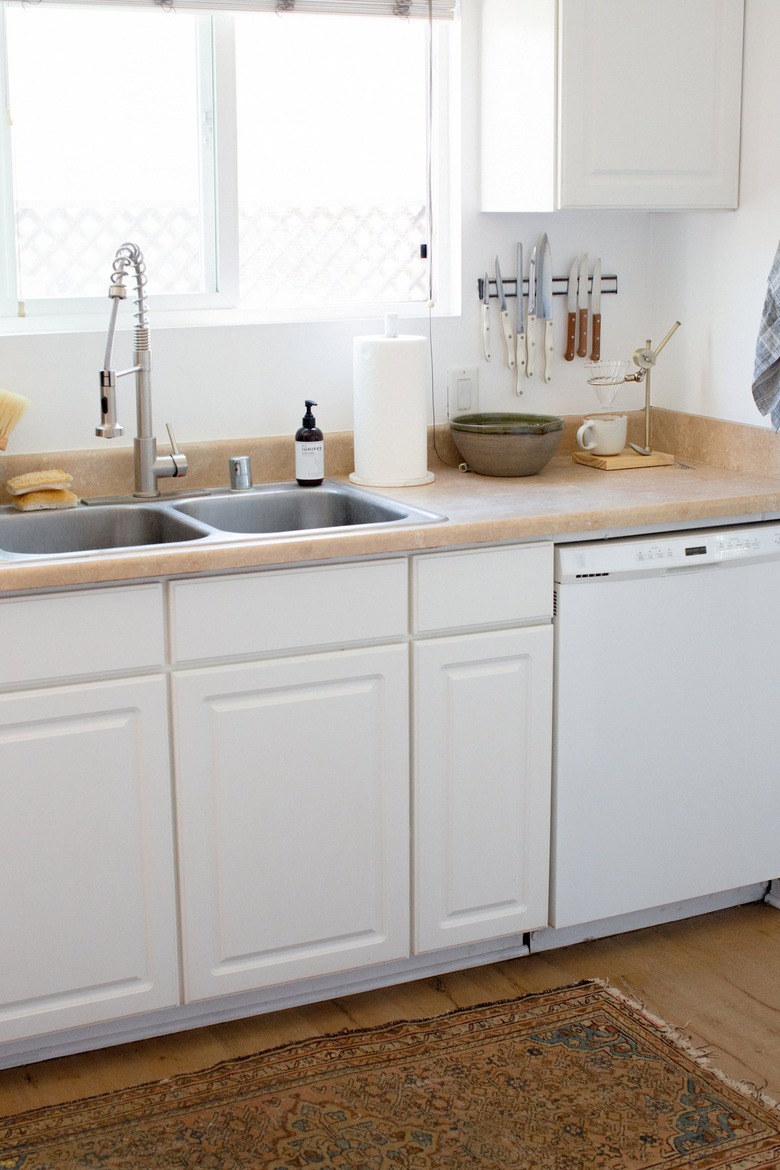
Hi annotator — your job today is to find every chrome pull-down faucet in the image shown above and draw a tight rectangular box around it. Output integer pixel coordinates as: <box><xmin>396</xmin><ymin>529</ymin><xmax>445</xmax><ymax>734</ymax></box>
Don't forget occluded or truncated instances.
<box><xmin>96</xmin><ymin>242</ymin><xmax>188</xmax><ymax>498</ymax></box>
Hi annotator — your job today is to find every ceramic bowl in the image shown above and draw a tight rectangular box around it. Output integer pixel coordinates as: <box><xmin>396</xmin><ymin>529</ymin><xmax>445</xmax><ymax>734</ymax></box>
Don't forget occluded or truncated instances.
<box><xmin>449</xmin><ymin>413</ymin><xmax>564</xmax><ymax>477</ymax></box>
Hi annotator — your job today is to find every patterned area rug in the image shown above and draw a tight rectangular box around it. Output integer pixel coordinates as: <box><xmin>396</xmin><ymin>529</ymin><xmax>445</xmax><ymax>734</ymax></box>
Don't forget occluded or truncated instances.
<box><xmin>2</xmin><ymin>981</ymin><xmax>780</xmax><ymax>1169</ymax></box>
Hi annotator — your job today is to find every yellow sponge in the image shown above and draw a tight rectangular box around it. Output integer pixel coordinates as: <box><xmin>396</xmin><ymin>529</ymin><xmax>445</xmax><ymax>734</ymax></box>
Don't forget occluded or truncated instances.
<box><xmin>12</xmin><ymin>489</ymin><xmax>78</xmax><ymax>511</ymax></box>
<box><xmin>6</xmin><ymin>469</ymin><xmax>73</xmax><ymax>496</ymax></box>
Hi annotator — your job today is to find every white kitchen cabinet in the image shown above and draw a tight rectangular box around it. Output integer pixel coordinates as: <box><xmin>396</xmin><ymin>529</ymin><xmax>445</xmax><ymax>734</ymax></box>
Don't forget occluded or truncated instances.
<box><xmin>411</xmin><ymin>544</ymin><xmax>554</xmax><ymax>952</ymax></box>
<box><xmin>0</xmin><ymin>675</ymin><xmax>179</xmax><ymax>1043</ymax></box>
<box><xmin>413</xmin><ymin>628</ymin><xmax>553</xmax><ymax>952</ymax></box>
<box><xmin>172</xmin><ymin>643</ymin><xmax>410</xmax><ymax>1001</ymax></box>
<box><xmin>481</xmin><ymin>0</ymin><xmax>744</xmax><ymax>211</ymax></box>
<box><xmin>0</xmin><ymin>539</ymin><xmax>556</xmax><ymax>1064</ymax></box>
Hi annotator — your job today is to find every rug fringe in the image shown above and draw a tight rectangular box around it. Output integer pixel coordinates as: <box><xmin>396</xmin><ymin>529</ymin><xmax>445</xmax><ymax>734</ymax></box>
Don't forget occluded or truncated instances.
<box><xmin>593</xmin><ymin>978</ymin><xmax>780</xmax><ymax>1116</ymax></box>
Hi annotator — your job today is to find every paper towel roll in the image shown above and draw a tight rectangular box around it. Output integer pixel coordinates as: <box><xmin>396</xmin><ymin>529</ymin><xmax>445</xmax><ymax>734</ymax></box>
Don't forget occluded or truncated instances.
<box><xmin>350</xmin><ymin>334</ymin><xmax>435</xmax><ymax>487</ymax></box>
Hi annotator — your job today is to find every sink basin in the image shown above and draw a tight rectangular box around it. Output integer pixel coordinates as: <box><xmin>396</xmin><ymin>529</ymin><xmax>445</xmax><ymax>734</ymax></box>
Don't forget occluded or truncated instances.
<box><xmin>0</xmin><ymin>481</ymin><xmax>445</xmax><ymax>562</ymax></box>
<box><xmin>172</xmin><ymin>482</ymin><xmax>445</xmax><ymax>535</ymax></box>
<box><xmin>0</xmin><ymin>504</ymin><xmax>208</xmax><ymax>559</ymax></box>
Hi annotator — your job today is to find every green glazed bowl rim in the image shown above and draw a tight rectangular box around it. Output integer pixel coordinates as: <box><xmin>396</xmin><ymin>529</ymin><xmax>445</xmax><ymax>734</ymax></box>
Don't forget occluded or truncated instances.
<box><xmin>450</xmin><ymin>412</ymin><xmax>564</xmax><ymax>436</ymax></box>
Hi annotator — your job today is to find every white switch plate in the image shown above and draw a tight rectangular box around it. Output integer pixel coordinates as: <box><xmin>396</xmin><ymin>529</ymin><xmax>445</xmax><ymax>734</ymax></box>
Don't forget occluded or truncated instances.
<box><xmin>446</xmin><ymin>366</ymin><xmax>479</xmax><ymax>417</ymax></box>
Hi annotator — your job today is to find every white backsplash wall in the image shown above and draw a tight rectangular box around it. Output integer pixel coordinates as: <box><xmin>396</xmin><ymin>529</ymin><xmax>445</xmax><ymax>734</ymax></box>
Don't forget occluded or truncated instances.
<box><xmin>2</xmin><ymin>0</ymin><xmax>777</xmax><ymax>456</ymax></box>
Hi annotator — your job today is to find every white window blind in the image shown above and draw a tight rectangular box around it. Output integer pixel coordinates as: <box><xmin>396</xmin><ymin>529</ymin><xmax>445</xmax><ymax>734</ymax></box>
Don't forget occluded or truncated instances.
<box><xmin>2</xmin><ymin>0</ymin><xmax>455</xmax><ymax>17</ymax></box>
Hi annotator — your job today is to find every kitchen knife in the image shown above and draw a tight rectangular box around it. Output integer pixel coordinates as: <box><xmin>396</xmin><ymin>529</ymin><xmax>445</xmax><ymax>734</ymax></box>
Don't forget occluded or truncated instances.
<box><xmin>526</xmin><ymin>244</ymin><xmax>537</xmax><ymax>377</ymax></box>
<box><xmin>539</xmin><ymin>233</ymin><xmax>554</xmax><ymax>383</ymax></box>
<box><xmin>565</xmin><ymin>256</ymin><xmax>578</xmax><ymax>361</ymax></box>
<box><xmin>481</xmin><ymin>272</ymin><xmax>491</xmax><ymax>362</ymax></box>
<box><xmin>495</xmin><ymin>256</ymin><xmax>515</xmax><ymax>370</ymax></box>
<box><xmin>515</xmin><ymin>242</ymin><xmax>526</xmax><ymax>392</ymax></box>
<box><xmin>577</xmin><ymin>253</ymin><xmax>589</xmax><ymax>358</ymax></box>
<box><xmin>590</xmin><ymin>257</ymin><xmax>602</xmax><ymax>362</ymax></box>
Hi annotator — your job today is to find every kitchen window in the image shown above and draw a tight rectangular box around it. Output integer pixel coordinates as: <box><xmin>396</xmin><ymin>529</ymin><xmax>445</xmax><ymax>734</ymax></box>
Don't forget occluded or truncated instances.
<box><xmin>0</xmin><ymin>1</ymin><xmax>456</xmax><ymax>325</ymax></box>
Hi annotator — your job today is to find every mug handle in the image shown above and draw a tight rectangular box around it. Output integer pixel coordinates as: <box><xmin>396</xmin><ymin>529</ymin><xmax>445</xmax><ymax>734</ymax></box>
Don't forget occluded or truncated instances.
<box><xmin>576</xmin><ymin>421</ymin><xmax>597</xmax><ymax>451</ymax></box>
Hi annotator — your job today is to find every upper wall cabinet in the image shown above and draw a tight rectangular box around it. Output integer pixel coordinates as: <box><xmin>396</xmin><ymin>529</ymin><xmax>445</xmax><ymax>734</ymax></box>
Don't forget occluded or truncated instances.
<box><xmin>481</xmin><ymin>0</ymin><xmax>744</xmax><ymax>212</ymax></box>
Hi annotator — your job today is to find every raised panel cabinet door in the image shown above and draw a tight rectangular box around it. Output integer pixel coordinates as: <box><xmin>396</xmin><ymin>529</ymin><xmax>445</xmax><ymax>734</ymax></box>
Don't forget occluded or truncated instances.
<box><xmin>0</xmin><ymin>676</ymin><xmax>179</xmax><ymax>1043</ymax></box>
<box><xmin>413</xmin><ymin>626</ymin><xmax>553</xmax><ymax>953</ymax></box>
<box><xmin>173</xmin><ymin>644</ymin><xmax>410</xmax><ymax>1001</ymax></box>
<box><xmin>558</xmin><ymin>0</ymin><xmax>743</xmax><ymax>209</ymax></box>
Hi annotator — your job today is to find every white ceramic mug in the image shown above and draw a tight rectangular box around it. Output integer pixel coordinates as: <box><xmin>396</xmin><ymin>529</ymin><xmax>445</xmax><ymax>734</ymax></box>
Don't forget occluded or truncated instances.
<box><xmin>576</xmin><ymin>414</ymin><xmax>628</xmax><ymax>456</ymax></box>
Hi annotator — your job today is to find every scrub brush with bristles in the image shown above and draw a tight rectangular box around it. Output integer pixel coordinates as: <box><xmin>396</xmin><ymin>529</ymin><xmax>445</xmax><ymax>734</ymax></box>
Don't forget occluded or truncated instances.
<box><xmin>0</xmin><ymin>389</ymin><xmax>30</xmax><ymax>451</ymax></box>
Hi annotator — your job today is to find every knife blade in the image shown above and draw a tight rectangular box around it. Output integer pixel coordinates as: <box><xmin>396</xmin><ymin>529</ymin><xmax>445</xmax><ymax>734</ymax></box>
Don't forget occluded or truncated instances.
<box><xmin>495</xmin><ymin>257</ymin><xmax>515</xmax><ymax>370</ymax></box>
<box><xmin>577</xmin><ymin>253</ymin><xmax>589</xmax><ymax>358</ymax></box>
<box><xmin>515</xmin><ymin>242</ymin><xmax>526</xmax><ymax>392</ymax></box>
<box><xmin>481</xmin><ymin>272</ymin><xmax>491</xmax><ymax>362</ymax></box>
<box><xmin>526</xmin><ymin>244</ymin><xmax>537</xmax><ymax>377</ymax></box>
<box><xmin>590</xmin><ymin>257</ymin><xmax>602</xmax><ymax>362</ymax></box>
<box><xmin>538</xmin><ymin>234</ymin><xmax>554</xmax><ymax>383</ymax></box>
<box><xmin>565</xmin><ymin>256</ymin><xmax>578</xmax><ymax>361</ymax></box>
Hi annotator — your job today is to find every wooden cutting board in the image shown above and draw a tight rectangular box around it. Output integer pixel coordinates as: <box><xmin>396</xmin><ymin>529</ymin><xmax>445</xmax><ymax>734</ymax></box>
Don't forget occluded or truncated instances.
<box><xmin>572</xmin><ymin>448</ymin><xmax>676</xmax><ymax>470</ymax></box>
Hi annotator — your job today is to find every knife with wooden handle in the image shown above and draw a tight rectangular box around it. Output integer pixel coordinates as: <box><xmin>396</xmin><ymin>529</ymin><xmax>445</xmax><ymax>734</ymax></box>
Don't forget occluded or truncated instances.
<box><xmin>577</xmin><ymin>253</ymin><xmax>589</xmax><ymax>358</ymax></box>
<box><xmin>590</xmin><ymin>257</ymin><xmax>602</xmax><ymax>362</ymax></box>
<box><xmin>565</xmin><ymin>256</ymin><xmax>578</xmax><ymax>361</ymax></box>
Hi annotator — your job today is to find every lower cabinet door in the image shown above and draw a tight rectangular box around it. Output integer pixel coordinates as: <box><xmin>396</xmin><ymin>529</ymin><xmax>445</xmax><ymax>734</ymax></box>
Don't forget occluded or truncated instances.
<box><xmin>173</xmin><ymin>644</ymin><xmax>410</xmax><ymax>1001</ymax></box>
<box><xmin>413</xmin><ymin>626</ymin><xmax>553</xmax><ymax>953</ymax></box>
<box><xmin>0</xmin><ymin>676</ymin><xmax>179</xmax><ymax>1043</ymax></box>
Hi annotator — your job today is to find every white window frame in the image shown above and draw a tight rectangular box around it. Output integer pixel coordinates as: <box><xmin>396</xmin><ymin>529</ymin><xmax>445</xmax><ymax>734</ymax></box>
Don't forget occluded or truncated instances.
<box><xmin>0</xmin><ymin>7</ymin><xmax>459</xmax><ymax>335</ymax></box>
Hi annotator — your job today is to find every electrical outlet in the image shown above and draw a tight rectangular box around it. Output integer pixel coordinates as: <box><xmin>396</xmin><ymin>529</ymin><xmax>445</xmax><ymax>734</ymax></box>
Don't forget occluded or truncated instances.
<box><xmin>447</xmin><ymin>366</ymin><xmax>479</xmax><ymax>417</ymax></box>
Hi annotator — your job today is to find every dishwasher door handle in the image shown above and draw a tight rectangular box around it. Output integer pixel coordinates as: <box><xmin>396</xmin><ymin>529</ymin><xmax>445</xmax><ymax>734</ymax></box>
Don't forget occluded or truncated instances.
<box><xmin>664</xmin><ymin>562</ymin><xmax>722</xmax><ymax>576</ymax></box>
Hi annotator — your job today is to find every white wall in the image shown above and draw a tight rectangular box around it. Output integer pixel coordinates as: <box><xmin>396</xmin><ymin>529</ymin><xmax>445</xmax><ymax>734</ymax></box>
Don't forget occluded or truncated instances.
<box><xmin>1</xmin><ymin>0</ymin><xmax>773</xmax><ymax>458</ymax></box>
<box><xmin>652</xmin><ymin>0</ymin><xmax>780</xmax><ymax>428</ymax></box>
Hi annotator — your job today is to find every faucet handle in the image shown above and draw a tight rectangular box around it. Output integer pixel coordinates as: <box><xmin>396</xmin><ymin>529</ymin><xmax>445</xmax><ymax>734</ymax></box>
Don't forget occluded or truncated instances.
<box><xmin>164</xmin><ymin>423</ymin><xmax>188</xmax><ymax>479</ymax></box>
<box><xmin>165</xmin><ymin>422</ymin><xmax>181</xmax><ymax>454</ymax></box>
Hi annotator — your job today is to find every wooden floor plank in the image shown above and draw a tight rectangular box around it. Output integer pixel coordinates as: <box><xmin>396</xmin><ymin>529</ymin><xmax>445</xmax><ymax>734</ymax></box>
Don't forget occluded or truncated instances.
<box><xmin>2</xmin><ymin>903</ymin><xmax>779</xmax><ymax>1116</ymax></box>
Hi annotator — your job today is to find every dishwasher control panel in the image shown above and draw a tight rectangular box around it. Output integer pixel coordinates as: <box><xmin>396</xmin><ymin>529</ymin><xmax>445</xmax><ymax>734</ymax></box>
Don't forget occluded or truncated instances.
<box><xmin>555</xmin><ymin>521</ymin><xmax>780</xmax><ymax>582</ymax></box>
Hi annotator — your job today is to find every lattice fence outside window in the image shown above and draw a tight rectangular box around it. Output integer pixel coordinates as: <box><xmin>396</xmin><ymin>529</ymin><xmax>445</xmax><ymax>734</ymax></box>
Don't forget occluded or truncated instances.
<box><xmin>15</xmin><ymin>205</ymin><xmax>428</xmax><ymax>307</ymax></box>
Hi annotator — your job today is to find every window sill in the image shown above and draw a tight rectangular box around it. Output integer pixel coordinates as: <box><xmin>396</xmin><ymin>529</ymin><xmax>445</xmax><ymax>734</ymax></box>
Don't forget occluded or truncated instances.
<box><xmin>0</xmin><ymin>299</ymin><xmax>448</xmax><ymax>338</ymax></box>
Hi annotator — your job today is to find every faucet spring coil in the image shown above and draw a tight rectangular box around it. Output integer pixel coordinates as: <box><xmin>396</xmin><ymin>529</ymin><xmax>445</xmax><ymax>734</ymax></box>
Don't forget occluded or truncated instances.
<box><xmin>111</xmin><ymin>243</ymin><xmax>149</xmax><ymax>330</ymax></box>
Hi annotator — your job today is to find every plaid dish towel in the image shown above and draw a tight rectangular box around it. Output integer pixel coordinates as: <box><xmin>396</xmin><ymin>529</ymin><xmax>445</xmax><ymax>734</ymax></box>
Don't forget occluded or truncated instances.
<box><xmin>753</xmin><ymin>240</ymin><xmax>780</xmax><ymax>429</ymax></box>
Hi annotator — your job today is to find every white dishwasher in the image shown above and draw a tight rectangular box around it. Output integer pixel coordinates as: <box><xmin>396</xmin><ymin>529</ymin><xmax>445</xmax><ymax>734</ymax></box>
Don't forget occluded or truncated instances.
<box><xmin>551</xmin><ymin>520</ymin><xmax>780</xmax><ymax>929</ymax></box>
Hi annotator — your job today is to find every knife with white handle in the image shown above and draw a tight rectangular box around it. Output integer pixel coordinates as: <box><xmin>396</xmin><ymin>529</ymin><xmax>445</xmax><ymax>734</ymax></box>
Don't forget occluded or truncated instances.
<box><xmin>565</xmin><ymin>256</ymin><xmax>578</xmax><ymax>361</ymax></box>
<box><xmin>590</xmin><ymin>257</ymin><xmax>602</xmax><ymax>361</ymax></box>
<box><xmin>577</xmin><ymin>253</ymin><xmax>589</xmax><ymax>358</ymax></box>
<box><xmin>515</xmin><ymin>242</ymin><xmax>526</xmax><ymax>392</ymax></box>
<box><xmin>495</xmin><ymin>256</ymin><xmax>515</xmax><ymax>370</ymax></box>
<box><xmin>526</xmin><ymin>244</ymin><xmax>537</xmax><ymax>377</ymax></box>
<box><xmin>481</xmin><ymin>271</ymin><xmax>491</xmax><ymax>362</ymax></box>
<box><xmin>539</xmin><ymin>233</ymin><xmax>554</xmax><ymax>383</ymax></box>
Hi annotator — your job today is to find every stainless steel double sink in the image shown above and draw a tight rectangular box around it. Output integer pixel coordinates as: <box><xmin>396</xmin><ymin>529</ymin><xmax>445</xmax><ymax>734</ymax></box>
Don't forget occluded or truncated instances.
<box><xmin>0</xmin><ymin>480</ymin><xmax>446</xmax><ymax>562</ymax></box>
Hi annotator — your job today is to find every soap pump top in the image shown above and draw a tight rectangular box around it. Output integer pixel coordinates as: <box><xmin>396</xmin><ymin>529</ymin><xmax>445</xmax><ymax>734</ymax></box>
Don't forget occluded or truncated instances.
<box><xmin>299</xmin><ymin>400</ymin><xmax>320</xmax><ymax>433</ymax></box>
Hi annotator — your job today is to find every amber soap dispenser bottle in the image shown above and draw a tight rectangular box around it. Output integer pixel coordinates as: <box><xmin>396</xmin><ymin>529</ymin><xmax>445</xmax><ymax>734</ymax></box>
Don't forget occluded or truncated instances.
<box><xmin>295</xmin><ymin>399</ymin><xmax>324</xmax><ymax>486</ymax></box>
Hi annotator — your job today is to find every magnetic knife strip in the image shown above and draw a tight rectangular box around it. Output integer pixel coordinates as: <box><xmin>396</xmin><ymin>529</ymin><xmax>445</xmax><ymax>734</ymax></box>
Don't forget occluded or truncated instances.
<box><xmin>478</xmin><ymin>274</ymin><xmax>618</xmax><ymax>299</ymax></box>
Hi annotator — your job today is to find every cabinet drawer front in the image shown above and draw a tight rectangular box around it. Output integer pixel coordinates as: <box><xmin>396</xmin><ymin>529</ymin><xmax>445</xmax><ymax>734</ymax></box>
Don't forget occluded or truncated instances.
<box><xmin>170</xmin><ymin>559</ymin><xmax>407</xmax><ymax>662</ymax></box>
<box><xmin>412</xmin><ymin>543</ymin><xmax>552</xmax><ymax>633</ymax></box>
<box><xmin>0</xmin><ymin>584</ymin><xmax>165</xmax><ymax>687</ymax></box>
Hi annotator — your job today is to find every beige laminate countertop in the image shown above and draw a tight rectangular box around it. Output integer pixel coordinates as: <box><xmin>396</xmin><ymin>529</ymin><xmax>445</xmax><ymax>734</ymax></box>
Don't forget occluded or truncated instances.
<box><xmin>2</xmin><ymin>454</ymin><xmax>780</xmax><ymax>594</ymax></box>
